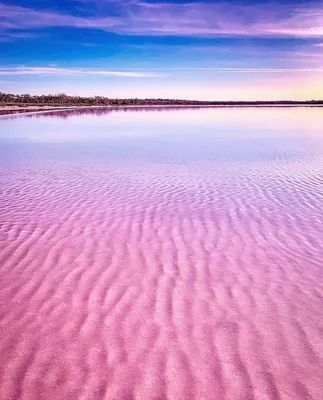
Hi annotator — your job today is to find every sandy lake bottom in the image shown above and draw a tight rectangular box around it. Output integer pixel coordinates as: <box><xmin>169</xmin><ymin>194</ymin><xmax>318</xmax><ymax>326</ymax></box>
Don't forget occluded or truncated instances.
<box><xmin>0</xmin><ymin>107</ymin><xmax>323</xmax><ymax>400</ymax></box>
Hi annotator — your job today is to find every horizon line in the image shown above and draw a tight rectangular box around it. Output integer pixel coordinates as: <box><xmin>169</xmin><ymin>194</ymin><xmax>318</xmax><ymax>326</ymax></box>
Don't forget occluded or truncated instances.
<box><xmin>1</xmin><ymin>92</ymin><xmax>323</xmax><ymax>104</ymax></box>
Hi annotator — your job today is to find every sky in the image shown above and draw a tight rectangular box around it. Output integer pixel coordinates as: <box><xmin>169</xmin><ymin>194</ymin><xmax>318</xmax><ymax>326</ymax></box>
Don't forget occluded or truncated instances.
<box><xmin>1</xmin><ymin>0</ymin><xmax>323</xmax><ymax>100</ymax></box>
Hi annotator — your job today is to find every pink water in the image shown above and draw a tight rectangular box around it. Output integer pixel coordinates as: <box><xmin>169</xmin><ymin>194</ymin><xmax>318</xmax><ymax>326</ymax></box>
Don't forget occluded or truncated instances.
<box><xmin>0</xmin><ymin>107</ymin><xmax>323</xmax><ymax>400</ymax></box>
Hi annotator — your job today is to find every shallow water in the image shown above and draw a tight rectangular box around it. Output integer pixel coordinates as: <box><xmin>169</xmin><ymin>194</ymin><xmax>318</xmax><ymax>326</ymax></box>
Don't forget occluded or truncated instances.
<box><xmin>0</xmin><ymin>107</ymin><xmax>323</xmax><ymax>400</ymax></box>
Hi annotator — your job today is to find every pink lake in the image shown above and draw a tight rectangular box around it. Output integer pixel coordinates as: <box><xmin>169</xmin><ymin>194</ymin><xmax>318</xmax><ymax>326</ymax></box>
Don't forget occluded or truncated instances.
<box><xmin>0</xmin><ymin>107</ymin><xmax>323</xmax><ymax>400</ymax></box>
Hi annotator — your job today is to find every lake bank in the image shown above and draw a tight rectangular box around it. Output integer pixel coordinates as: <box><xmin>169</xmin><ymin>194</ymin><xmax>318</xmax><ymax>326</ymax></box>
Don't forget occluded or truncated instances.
<box><xmin>1</xmin><ymin>102</ymin><xmax>323</xmax><ymax>116</ymax></box>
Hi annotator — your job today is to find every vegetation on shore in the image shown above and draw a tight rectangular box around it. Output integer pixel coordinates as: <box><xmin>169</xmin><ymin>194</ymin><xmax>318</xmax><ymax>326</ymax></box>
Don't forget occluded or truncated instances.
<box><xmin>1</xmin><ymin>92</ymin><xmax>322</xmax><ymax>108</ymax></box>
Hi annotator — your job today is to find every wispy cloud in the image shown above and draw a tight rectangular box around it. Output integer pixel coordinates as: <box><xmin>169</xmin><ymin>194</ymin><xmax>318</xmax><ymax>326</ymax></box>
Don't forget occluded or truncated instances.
<box><xmin>124</xmin><ymin>1</ymin><xmax>323</xmax><ymax>38</ymax></box>
<box><xmin>1</xmin><ymin>66</ymin><xmax>322</xmax><ymax>79</ymax></box>
<box><xmin>0</xmin><ymin>31</ymin><xmax>40</xmax><ymax>42</ymax></box>
<box><xmin>1</xmin><ymin>1</ymin><xmax>323</xmax><ymax>38</ymax></box>
<box><xmin>184</xmin><ymin>67</ymin><xmax>323</xmax><ymax>73</ymax></box>
<box><xmin>0</xmin><ymin>67</ymin><xmax>162</xmax><ymax>77</ymax></box>
<box><xmin>0</xmin><ymin>3</ymin><xmax>119</xmax><ymax>30</ymax></box>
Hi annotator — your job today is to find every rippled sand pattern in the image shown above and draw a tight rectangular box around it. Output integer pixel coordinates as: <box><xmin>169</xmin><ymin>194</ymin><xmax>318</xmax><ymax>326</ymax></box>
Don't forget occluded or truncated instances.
<box><xmin>0</xmin><ymin>108</ymin><xmax>323</xmax><ymax>400</ymax></box>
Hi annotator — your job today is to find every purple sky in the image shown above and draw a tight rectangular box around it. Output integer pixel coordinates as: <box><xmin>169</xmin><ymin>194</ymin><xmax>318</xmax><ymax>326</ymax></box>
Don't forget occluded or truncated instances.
<box><xmin>1</xmin><ymin>0</ymin><xmax>323</xmax><ymax>100</ymax></box>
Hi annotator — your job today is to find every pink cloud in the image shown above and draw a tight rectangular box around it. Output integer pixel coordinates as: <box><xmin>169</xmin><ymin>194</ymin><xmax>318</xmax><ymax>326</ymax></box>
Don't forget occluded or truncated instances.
<box><xmin>0</xmin><ymin>1</ymin><xmax>323</xmax><ymax>38</ymax></box>
<box><xmin>0</xmin><ymin>3</ymin><xmax>120</xmax><ymax>30</ymax></box>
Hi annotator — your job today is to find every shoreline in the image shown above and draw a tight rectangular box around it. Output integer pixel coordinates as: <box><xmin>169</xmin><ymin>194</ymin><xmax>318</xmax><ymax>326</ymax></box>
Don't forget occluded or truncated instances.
<box><xmin>1</xmin><ymin>103</ymin><xmax>323</xmax><ymax>117</ymax></box>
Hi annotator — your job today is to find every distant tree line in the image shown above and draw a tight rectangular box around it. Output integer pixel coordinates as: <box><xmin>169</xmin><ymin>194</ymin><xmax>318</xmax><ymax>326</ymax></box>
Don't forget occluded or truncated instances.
<box><xmin>1</xmin><ymin>92</ymin><xmax>322</xmax><ymax>107</ymax></box>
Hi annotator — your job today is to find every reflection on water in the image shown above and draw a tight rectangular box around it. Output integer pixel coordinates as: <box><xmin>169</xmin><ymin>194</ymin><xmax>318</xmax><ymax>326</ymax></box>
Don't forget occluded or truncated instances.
<box><xmin>0</xmin><ymin>105</ymin><xmax>210</xmax><ymax>120</ymax></box>
<box><xmin>1</xmin><ymin>106</ymin><xmax>322</xmax><ymax>166</ymax></box>
<box><xmin>0</xmin><ymin>107</ymin><xmax>323</xmax><ymax>400</ymax></box>
<box><xmin>1</xmin><ymin>104</ymin><xmax>322</xmax><ymax>120</ymax></box>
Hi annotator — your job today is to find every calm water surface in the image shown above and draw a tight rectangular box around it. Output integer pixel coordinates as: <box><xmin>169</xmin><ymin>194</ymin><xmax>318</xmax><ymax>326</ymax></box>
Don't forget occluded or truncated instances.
<box><xmin>0</xmin><ymin>107</ymin><xmax>323</xmax><ymax>400</ymax></box>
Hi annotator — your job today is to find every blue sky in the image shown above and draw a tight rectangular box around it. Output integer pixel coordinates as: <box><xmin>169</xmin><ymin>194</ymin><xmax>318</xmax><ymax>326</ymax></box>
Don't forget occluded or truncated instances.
<box><xmin>1</xmin><ymin>0</ymin><xmax>323</xmax><ymax>100</ymax></box>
